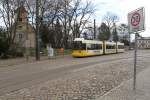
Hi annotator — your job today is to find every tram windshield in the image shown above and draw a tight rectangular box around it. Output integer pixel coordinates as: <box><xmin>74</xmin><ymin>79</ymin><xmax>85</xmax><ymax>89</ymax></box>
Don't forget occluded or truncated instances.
<box><xmin>73</xmin><ymin>41</ymin><xmax>86</xmax><ymax>50</ymax></box>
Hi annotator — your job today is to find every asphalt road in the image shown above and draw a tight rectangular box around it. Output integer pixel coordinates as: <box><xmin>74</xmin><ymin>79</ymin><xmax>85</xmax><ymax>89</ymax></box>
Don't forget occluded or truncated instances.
<box><xmin>0</xmin><ymin>50</ymin><xmax>150</xmax><ymax>96</ymax></box>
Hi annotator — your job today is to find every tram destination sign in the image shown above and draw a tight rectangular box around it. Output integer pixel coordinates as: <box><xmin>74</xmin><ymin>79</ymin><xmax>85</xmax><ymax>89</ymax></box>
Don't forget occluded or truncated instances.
<box><xmin>128</xmin><ymin>7</ymin><xmax>145</xmax><ymax>33</ymax></box>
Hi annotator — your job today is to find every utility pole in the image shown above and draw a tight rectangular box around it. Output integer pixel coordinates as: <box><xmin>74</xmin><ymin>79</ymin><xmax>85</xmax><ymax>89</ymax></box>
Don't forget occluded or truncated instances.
<box><xmin>35</xmin><ymin>0</ymin><xmax>40</xmax><ymax>60</ymax></box>
<box><xmin>64</xmin><ymin>0</ymin><xmax>67</xmax><ymax>48</ymax></box>
<box><xmin>94</xmin><ymin>19</ymin><xmax>96</xmax><ymax>40</ymax></box>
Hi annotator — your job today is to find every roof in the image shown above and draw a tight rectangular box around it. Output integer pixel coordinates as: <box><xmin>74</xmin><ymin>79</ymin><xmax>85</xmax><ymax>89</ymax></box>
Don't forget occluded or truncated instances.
<box><xmin>14</xmin><ymin>6</ymin><xmax>27</xmax><ymax>13</ymax></box>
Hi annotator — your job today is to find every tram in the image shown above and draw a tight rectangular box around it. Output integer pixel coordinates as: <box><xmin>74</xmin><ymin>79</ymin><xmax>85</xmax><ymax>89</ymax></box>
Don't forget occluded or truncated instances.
<box><xmin>72</xmin><ymin>38</ymin><xmax>124</xmax><ymax>57</ymax></box>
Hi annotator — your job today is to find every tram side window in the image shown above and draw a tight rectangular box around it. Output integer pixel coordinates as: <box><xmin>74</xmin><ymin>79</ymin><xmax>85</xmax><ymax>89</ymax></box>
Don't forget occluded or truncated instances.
<box><xmin>106</xmin><ymin>45</ymin><xmax>115</xmax><ymax>49</ymax></box>
<box><xmin>87</xmin><ymin>44</ymin><xmax>93</xmax><ymax>50</ymax></box>
<box><xmin>87</xmin><ymin>44</ymin><xmax>102</xmax><ymax>50</ymax></box>
<box><xmin>82</xmin><ymin>44</ymin><xmax>86</xmax><ymax>50</ymax></box>
<box><xmin>118</xmin><ymin>45</ymin><xmax>124</xmax><ymax>49</ymax></box>
<box><xmin>94</xmin><ymin>44</ymin><xmax>102</xmax><ymax>49</ymax></box>
<box><xmin>73</xmin><ymin>42</ymin><xmax>80</xmax><ymax>50</ymax></box>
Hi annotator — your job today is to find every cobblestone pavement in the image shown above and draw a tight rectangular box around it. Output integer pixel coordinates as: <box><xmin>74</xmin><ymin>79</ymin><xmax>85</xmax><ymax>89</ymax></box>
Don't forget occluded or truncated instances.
<box><xmin>0</xmin><ymin>50</ymin><xmax>150</xmax><ymax>100</ymax></box>
<box><xmin>97</xmin><ymin>62</ymin><xmax>150</xmax><ymax>100</ymax></box>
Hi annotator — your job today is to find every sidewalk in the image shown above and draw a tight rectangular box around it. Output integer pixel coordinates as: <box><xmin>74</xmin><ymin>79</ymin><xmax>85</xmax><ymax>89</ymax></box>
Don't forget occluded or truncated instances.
<box><xmin>97</xmin><ymin>66</ymin><xmax>150</xmax><ymax>100</ymax></box>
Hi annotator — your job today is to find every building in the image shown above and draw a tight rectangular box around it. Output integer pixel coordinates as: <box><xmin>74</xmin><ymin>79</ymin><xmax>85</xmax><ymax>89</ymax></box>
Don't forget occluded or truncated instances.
<box><xmin>14</xmin><ymin>6</ymin><xmax>35</xmax><ymax>49</ymax></box>
<box><xmin>137</xmin><ymin>37</ymin><xmax>150</xmax><ymax>49</ymax></box>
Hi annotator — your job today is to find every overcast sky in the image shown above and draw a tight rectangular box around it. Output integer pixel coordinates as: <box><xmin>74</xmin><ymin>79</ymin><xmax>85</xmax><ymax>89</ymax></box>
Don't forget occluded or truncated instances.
<box><xmin>1</xmin><ymin>0</ymin><xmax>149</xmax><ymax>37</ymax></box>
<box><xmin>91</xmin><ymin>0</ymin><xmax>150</xmax><ymax>37</ymax></box>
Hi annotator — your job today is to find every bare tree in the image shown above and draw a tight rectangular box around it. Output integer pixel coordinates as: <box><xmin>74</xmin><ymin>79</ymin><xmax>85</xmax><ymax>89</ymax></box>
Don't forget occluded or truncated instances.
<box><xmin>0</xmin><ymin>0</ymin><xmax>22</xmax><ymax>54</ymax></box>
<box><xmin>69</xmin><ymin>0</ymin><xmax>95</xmax><ymax>39</ymax></box>
<box><xmin>98</xmin><ymin>22</ymin><xmax>110</xmax><ymax>54</ymax></box>
<box><xmin>102</xmin><ymin>12</ymin><xmax>119</xmax><ymax>30</ymax></box>
<box><xmin>39</xmin><ymin>0</ymin><xmax>96</xmax><ymax>48</ymax></box>
<box><xmin>25</xmin><ymin>0</ymin><xmax>36</xmax><ymax>27</ymax></box>
<box><xmin>24</xmin><ymin>0</ymin><xmax>96</xmax><ymax>48</ymax></box>
<box><xmin>118</xmin><ymin>23</ymin><xmax>130</xmax><ymax>46</ymax></box>
<box><xmin>56</xmin><ymin>0</ymin><xmax>96</xmax><ymax>48</ymax></box>
<box><xmin>112</xmin><ymin>23</ymin><xmax>119</xmax><ymax>53</ymax></box>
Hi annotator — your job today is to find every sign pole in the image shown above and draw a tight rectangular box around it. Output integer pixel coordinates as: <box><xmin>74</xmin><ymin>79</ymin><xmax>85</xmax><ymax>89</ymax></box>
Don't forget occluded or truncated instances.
<box><xmin>128</xmin><ymin>7</ymin><xmax>145</xmax><ymax>91</ymax></box>
<box><xmin>133</xmin><ymin>32</ymin><xmax>138</xmax><ymax>90</ymax></box>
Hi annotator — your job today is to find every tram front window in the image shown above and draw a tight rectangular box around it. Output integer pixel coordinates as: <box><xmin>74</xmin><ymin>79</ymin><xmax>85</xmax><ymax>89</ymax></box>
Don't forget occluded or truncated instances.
<box><xmin>73</xmin><ymin>41</ymin><xmax>86</xmax><ymax>50</ymax></box>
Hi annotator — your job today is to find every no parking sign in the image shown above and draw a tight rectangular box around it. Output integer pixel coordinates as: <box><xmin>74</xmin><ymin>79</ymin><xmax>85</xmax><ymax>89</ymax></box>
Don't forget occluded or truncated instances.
<box><xmin>128</xmin><ymin>7</ymin><xmax>145</xmax><ymax>33</ymax></box>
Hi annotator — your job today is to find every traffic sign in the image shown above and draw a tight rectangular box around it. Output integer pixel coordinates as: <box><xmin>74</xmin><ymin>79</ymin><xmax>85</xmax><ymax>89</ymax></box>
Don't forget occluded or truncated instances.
<box><xmin>128</xmin><ymin>7</ymin><xmax>145</xmax><ymax>33</ymax></box>
<box><xmin>128</xmin><ymin>7</ymin><xmax>145</xmax><ymax>91</ymax></box>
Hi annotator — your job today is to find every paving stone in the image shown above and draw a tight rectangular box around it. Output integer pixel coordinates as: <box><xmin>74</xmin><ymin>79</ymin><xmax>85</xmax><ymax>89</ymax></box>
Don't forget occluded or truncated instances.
<box><xmin>0</xmin><ymin>51</ymin><xmax>150</xmax><ymax>99</ymax></box>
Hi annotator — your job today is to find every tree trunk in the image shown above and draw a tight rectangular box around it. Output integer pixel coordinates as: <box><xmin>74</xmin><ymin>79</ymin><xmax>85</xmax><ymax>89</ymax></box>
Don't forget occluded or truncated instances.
<box><xmin>116</xmin><ymin>42</ymin><xmax>118</xmax><ymax>53</ymax></box>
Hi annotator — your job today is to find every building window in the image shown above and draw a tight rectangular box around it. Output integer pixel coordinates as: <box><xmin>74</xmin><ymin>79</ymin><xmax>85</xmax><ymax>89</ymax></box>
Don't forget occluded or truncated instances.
<box><xmin>18</xmin><ymin>18</ymin><xmax>22</xmax><ymax>22</ymax></box>
<box><xmin>18</xmin><ymin>33</ymin><xmax>23</xmax><ymax>40</ymax></box>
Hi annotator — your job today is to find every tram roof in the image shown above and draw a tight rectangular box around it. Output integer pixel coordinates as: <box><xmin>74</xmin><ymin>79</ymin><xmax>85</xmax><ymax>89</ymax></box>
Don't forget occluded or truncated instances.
<box><xmin>74</xmin><ymin>38</ymin><xmax>103</xmax><ymax>44</ymax></box>
<box><xmin>105</xmin><ymin>41</ymin><xmax>124</xmax><ymax>45</ymax></box>
<box><xmin>74</xmin><ymin>38</ymin><xmax>124</xmax><ymax>45</ymax></box>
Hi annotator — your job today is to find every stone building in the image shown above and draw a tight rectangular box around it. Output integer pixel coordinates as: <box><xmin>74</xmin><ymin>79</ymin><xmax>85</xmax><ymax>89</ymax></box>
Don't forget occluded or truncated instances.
<box><xmin>14</xmin><ymin>6</ymin><xmax>35</xmax><ymax>49</ymax></box>
<box><xmin>137</xmin><ymin>37</ymin><xmax>150</xmax><ymax>49</ymax></box>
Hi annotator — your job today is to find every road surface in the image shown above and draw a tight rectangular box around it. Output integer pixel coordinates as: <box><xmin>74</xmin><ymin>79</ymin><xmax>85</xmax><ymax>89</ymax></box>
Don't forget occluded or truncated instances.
<box><xmin>0</xmin><ymin>50</ymin><xmax>150</xmax><ymax>99</ymax></box>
